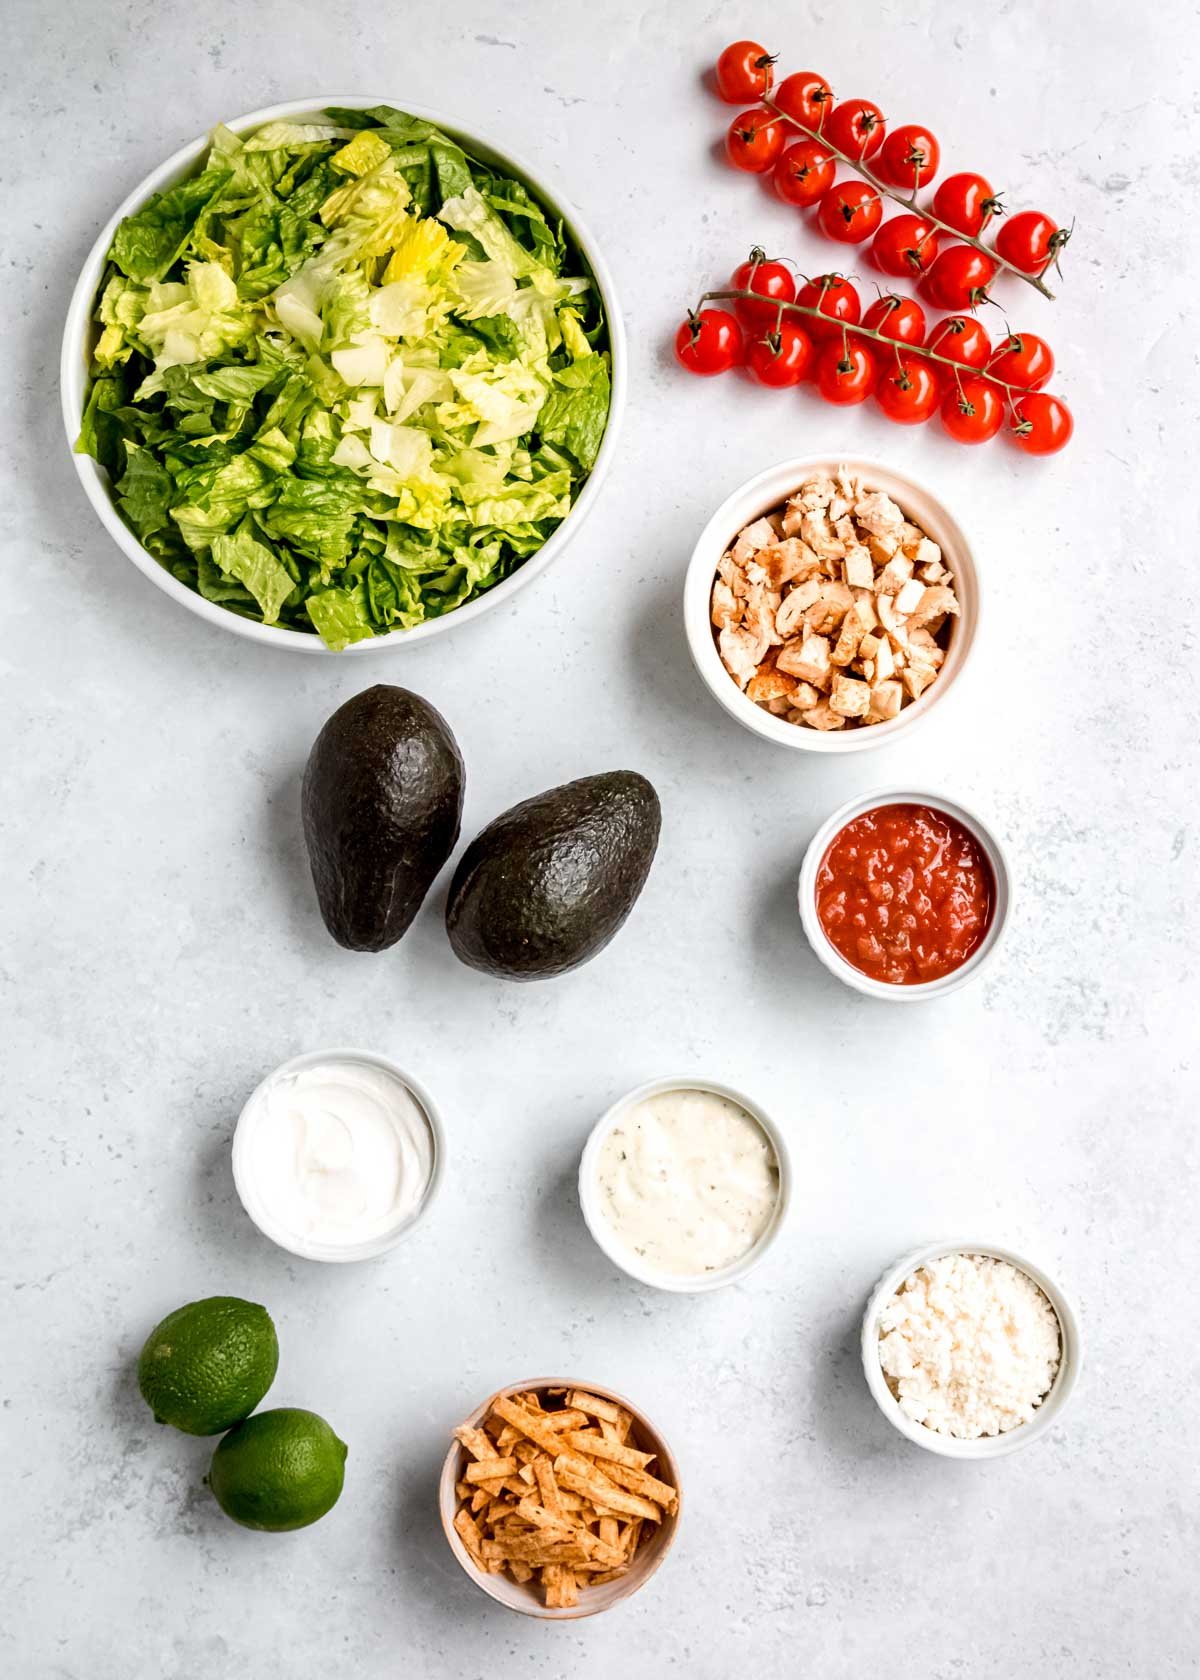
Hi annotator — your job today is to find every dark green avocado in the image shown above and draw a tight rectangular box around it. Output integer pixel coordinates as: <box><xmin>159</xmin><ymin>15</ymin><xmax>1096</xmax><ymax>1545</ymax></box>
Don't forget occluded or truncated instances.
<box><xmin>302</xmin><ymin>685</ymin><xmax>464</xmax><ymax>952</ymax></box>
<box><xmin>445</xmin><ymin>771</ymin><xmax>661</xmax><ymax>980</ymax></box>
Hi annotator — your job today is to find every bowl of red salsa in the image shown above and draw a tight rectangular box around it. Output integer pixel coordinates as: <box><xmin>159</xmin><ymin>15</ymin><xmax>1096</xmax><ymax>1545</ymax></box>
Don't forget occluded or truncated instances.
<box><xmin>799</xmin><ymin>792</ymin><xmax>1011</xmax><ymax>998</ymax></box>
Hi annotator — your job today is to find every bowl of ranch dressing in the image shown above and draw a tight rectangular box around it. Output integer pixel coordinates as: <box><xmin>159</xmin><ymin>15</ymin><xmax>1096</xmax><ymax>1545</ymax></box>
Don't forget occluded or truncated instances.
<box><xmin>579</xmin><ymin>1078</ymin><xmax>791</xmax><ymax>1293</ymax></box>
<box><xmin>232</xmin><ymin>1049</ymin><xmax>444</xmax><ymax>1262</ymax></box>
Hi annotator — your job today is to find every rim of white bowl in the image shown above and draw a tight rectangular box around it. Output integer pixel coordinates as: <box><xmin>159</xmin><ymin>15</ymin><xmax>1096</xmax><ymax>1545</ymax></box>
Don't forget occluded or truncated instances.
<box><xmin>683</xmin><ymin>455</ymin><xmax>980</xmax><ymax>752</ymax></box>
<box><xmin>60</xmin><ymin>96</ymin><xmax>626</xmax><ymax>653</ymax></box>
<box><xmin>231</xmin><ymin>1046</ymin><xmax>445</xmax><ymax>1262</ymax></box>
<box><xmin>860</xmin><ymin>1240</ymin><xmax>1083</xmax><ymax>1459</ymax></box>
<box><xmin>578</xmin><ymin>1075</ymin><xmax>792</xmax><ymax>1293</ymax></box>
<box><xmin>797</xmin><ymin>787</ymin><xmax>1013</xmax><ymax>1001</ymax></box>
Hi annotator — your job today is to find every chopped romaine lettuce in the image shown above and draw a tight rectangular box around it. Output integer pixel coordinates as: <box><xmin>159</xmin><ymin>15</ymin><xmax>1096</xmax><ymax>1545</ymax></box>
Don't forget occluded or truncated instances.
<box><xmin>78</xmin><ymin>107</ymin><xmax>610</xmax><ymax>644</ymax></box>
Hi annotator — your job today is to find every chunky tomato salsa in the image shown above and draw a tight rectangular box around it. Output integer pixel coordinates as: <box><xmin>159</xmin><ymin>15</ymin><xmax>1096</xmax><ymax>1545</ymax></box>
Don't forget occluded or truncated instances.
<box><xmin>815</xmin><ymin>803</ymin><xmax>994</xmax><ymax>985</ymax></box>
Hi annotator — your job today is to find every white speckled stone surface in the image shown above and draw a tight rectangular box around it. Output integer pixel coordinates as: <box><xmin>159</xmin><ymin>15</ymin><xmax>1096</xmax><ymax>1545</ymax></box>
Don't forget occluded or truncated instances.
<box><xmin>4</xmin><ymin>1</ymin><xmax>1198</xmax><ymax>1674</ymax></box>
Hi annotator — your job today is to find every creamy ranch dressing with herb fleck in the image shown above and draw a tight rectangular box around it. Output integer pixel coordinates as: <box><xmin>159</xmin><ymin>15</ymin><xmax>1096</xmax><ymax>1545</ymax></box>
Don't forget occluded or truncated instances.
<box><xmin>594</xmin><ymin>1088</ymin><xmax>779</xmax><ymax>1276</ymax></box>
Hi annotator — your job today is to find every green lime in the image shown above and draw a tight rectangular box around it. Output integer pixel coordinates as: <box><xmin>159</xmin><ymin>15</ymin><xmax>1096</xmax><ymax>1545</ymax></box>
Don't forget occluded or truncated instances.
<box><xmin>137</xmin><ymin>1297</ymin><xmax>278</xmax><ymax>1436</ymax></box>
<box><xmin>208</xmin><ymin>1408</ymin><xmax>348</xmax><ymax>1532</ymax></box>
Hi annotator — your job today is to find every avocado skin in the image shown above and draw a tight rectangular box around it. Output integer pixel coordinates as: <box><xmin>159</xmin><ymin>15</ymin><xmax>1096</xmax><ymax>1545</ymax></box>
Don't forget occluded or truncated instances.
<box><xmin>302</xmin><ymin>685</ymin><xmax>464</xmax><ymax>952</ymax></box>
<box><xmin>446</xmin><ymin>771</ymin><xmax>661</xmax><ymax>980</ymax></box>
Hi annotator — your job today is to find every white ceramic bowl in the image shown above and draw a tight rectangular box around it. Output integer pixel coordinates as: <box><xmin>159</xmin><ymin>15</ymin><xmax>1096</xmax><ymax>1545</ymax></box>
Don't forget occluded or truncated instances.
<box><xmin>439</xmin><ymin>1376</ymin><xmax>681</xmax><ymax>1619</ymax></box>
<box><xmin>798</xmin><ymin>787</ymin><xmax>1012</xmax><ymax>1001</ymax></box>
<box><xmin>861</xmin><ymin>1240</ymin><xmax>1082</xmax><ymax>1459</ymax></box>
<box><xmin>683</xmin><ymin>455</ymin><xmax>979</xmax><ymax>751</ymax></box>
<box><xmin>60</xmin><ymin>97</ymin><xmax>626</xmax><ymax>652</ymax></box>
<box><xmin>578</xmin><ymin>1076</ymin><xmax>792</xmax><ymax>1293</ymax></box>
<box><xmin>231</xmin><ymin>1047</ymin><xmax>444</xmax><ymax>1261</ymax></box>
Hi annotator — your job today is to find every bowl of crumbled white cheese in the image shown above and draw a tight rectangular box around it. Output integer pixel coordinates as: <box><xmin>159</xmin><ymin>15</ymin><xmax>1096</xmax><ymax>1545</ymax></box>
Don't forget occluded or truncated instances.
<box><xmin>860</xmin><ymin>1243</ymin><xmax>1081</xmax><ymax>1458</ymax></box>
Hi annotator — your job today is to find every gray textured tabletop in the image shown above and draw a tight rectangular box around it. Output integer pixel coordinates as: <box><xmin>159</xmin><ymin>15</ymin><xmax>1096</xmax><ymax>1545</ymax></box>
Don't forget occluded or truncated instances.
<box><xmin>4</xmin><ymin>1</ymin><xmax>1198</xmax><ymax>1675</ymax></box>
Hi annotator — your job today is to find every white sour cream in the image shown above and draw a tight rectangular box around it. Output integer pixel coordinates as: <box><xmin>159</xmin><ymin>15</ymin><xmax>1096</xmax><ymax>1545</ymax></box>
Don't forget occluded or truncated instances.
<box><xmin>593</xmin><ymin>1087</ymin><xmax>779</xmax><ymax>1277</ymax></box>
<box><xmin>242</xmin><ymin>1059</ymin><xmax>434</xmax><ymax>1249</ymax></box>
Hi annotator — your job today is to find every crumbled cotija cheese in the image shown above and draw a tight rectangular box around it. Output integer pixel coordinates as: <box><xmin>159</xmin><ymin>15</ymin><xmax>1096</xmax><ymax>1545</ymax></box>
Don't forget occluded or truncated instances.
<box><xmin>877</xmin><ymin>1252</ymin><xmax>1061</xmax><ymax>1438</ymax></box>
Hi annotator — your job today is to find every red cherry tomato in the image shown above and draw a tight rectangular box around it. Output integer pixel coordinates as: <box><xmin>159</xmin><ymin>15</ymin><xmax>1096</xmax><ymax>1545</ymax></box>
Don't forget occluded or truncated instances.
<box><xmin>875</xmin><ymin>355</ymin><xmax>940</xmax><ymax>424</ymax></box>
<box><xmin>725</xmin><ymin>108</ymin><xmax>786</xmax><ymax>173</ymax></box>
<box><xmin>815</xmin><ymin>338</ymin><xmax>877</xmax><ymax>404</ymax></box>
<box><xmin>922</xmin><ymin>245</ymin><xmax>998</xmax><ymax>310</ymax></box>
<box><xmin>823</xmin><ymin>98</ymin><xmax>886</xmax><ymax>159</ymax></box>
<box><xmin>940</xmin><ymin>376</ymin><xmax>1004</xmax><ymax>444</ymax></box>
<box><xmin>873</xmin><ymin>123</ymin><xmax>941</xmax><ymax>190</ymax></box>
<box><xmin>744</xmin><ymin>321</ymin><xmax>815</xmax><ymax>387</ymax></box>
<box><xmin>995</xmin><ymin>210</ymin><xmax>1069</xmax><ymax>276</ymax></box>
<box><xmin>925</xmin><ymin>314</ymin><xmax>991</xmax><ymax>374</ymax></box>
<box><xmin>715</xmin><ymin>40</ymin><xmax>776</xmax><ymax>104</ymax></box>
<box><xmin>1009</xmin><ymin>392</ymin><xmax>1073</xmax><ymax>455</ymax></box>
<box><xmin>674</xmin><ymin>310</ymin><xmax>743</xmax><ymax>376</ymax></box>
<box><xmin>871</xmin><ymin>213</ymin><xmax>940</xmax><ymax>279</ymax></box>
<box><xmin>932</xmin><ymin>172</ymin><xmax>1003</xmax><ymax>238</ymax></box>
<box><xmin>986</xmin><ymin>331</ymin><xmax>1054</xmax><ymax>391</ymax></box>
<box><xmin>772</xmin><ymin>140</ymin><xmax>836</xmax><ymax>207</ymax></box>
<box><xmin>795</xmin><ymin>273</ymin><xmax>861</xmax><ymax>341</ymax></box>
<box><xmin>773</xmin><ymin>71</ymin><xmax>834</xmax><ymax>130</ymax></box>
<box><xmin>730</xmin><ymin>253</ymin><xmax>796</xmax><ymax>327</ymax></box>
<box><xmin>863</xmin><ymin>293</ymin><xmax>926</xmax><ymax>345</ymax></box>
<box><xmin>816</xmin><ymin>180</ymin><xmax>883</xmax><ymax>244</ymax></box>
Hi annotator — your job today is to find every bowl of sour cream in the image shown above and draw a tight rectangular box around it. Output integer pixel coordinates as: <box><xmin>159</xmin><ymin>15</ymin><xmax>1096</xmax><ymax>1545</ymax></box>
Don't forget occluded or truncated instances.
<box><xmin>578</xmin><ymin>1077</ymin><xmax>791</xmax><ymax>1293</ymax></box>
<box><xmin>232</xmin><ymin>1049</ymin><xmax>444</xmax><ymax>1262</ymax></box>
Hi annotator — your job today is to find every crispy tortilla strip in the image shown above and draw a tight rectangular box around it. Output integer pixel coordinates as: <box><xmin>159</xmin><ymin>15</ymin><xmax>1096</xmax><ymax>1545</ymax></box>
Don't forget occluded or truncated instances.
<box><xmin>453</xmin><ymin>1425</ymin><xmax>497</xmax><ymax>1462</ymax></box>
<box><xmin>560</xmin><ymin>1429</ymin><xmax>655</xmax><ymax>1471</ymax></box>
<box><xmin>483</xmin><ymin>1537</ymin><xmax>592</xmax><ymax>1566</ymax></box>
<box><xmin>510</xmin><ymin>1560</ymin><xmax>533</xmax><ymax>1584</ymax></box>
<box><xmin>599</xmin><ymin>1516</ymin><xmax>619</xmax><ymax>1550</ymax></box>
<box><xmin>542</xmin><ymin>1563</ymin><xmax>561</xmax><ymax>1608</ymax></box>
<box><xmin>601</xmin><ymin>1460</ymin><xmax>679</xmax><ymax>1513</ymax></box>
<box><xmin>558</xmin><ymin>1567</ymin><xmax>578</xmax><ymax>1608</ymax></box>
<box><xmin>622</xmin><ymin>1518</ymin><xmax>642</xmax><ymax>1557</ymax></box>
<box><xmin>465</xmin><ymin>1457</ymin><xmax>518</xmax><ymax>1483</ymax></box>
<box><xmin>453</xmin><ymin>1507</ymin><xmax>485</xmax><ymax>1559</ymax></box>
<box><xmin>455</xmin><ymin>1480</ymin><xmax>472</xmax><ymax>1502</ymax></box>
<box><xmin>567</xmin><ymin>1389</ymin><xmax>621</xmax><ymax>1424</ymax></box>
<box><xmin>470</xmin><ymin>1488</ymin><xmax>489</xmax><ymax>1514</ymax></box>
<box><xmin>554</xmin><ymin>1457</ymin><xmax>663</xmax><ymax>1524</ymax></box>
<box><xmin>533</xmin><ymin>1454</ymin><xmax>564</xmax><ymax>1517</ymax></box>
<box><xmin>588</xmin><ymin>1566</ymin><xmax>630</xmax><ymax>1585</ymax></box>
<box><xmin>491</xmin><ymin>1395</ymin><xmax>567</xmax><ymax>1455</ymax></box>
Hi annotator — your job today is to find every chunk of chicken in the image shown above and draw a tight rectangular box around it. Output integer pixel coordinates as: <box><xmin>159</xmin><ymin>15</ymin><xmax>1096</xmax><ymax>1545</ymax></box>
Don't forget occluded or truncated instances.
<box><xmin>800</xmin><ymin>509</ymin><xmax>845</xmax><ymax>560</ymax></box>
<box><xmin>711</xmin><ymin>579</ymin><xmax>741</xmax><ymax>631</ymax></box>
<box><xmin>853</xmin><ymin>491</ymin><xmax>905</xmax><ymax>538</ymax></box>
<box><xmin>777</xmin><ymin>632</ymin><xmax>832</xmax><ymax>688</ymax></box>
<box><xmin>830</xmin><ymin>674</ymin><xmax>871</xmax><ymax>718</ymax></box>
<box><xmin>805</xmin><ymin>580</ymin><xmax>855</xmax><ymax>636</ymax></box>
<box><xmin>775</xmin><ymin>577</ymin><xmax>822</xmax><ymax>638</ymax></box>
<box><xmin>730</xmin><ymin>517</ymin><xmax>778</xmax><ymax>566</ymax></box>
<box><xmin>718</xmin><ymin>624</ymin><xmax>768</xmax><ymax>688</ymax></box>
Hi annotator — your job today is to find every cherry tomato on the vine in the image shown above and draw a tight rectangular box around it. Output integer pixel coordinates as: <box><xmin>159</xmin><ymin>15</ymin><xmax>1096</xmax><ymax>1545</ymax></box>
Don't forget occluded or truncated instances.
<box><xmin>796</xmin><ymin>273</ymin><xmax>861</xmax><ymax>340</ymax></box>
<box><xmin>995</xmin><ymin>210</ymin><xmax>1069</xmax><ymax>276</ymax></box>
<box><xmin>932</xmin><ymin>172</ymin><xmax>1003</xmax><ymax>238</ymax></box>
<box><xmin>823</xmin><ymin>98</ymin><xmax>886</xmax><ymax>159</ymax></box>
<box><xmin>871</xmin><ymin>213</ymin><xmax>940</xmax><ymax>279</ymax></box>
<box><xmin>815</xmin><ymin>338</ymin><xmax>877</xmax><ymax>404</ymax></box>
<box><xmin>730</xmin><ymin>253</ymin><xmax>795</xmax><ymax>327</ymax></box>
<box><xmin>744</xmin><ymin>321</ymin><xmax>815</xmax><ymax>387</ymax></box>
<box><xmin>940</xmin><ymin>376</ymin><xmax>1004</xmax><ymax>444</ymax></box>
<box><xmin>986</xmin><ymin>331</ymin><xmax>1054</xmax><ymax>391</ymax></box>
<box><xmin>874</xmin><ymin>123</ymin><xmax>941</xmax><ymax>191</ymax></box>
<box><xmin>875</xmin><ymin>355</ymin><xmax>940</xmax><ymax>424</ymax></box>
<box><xmin>922</xmin><ymin>245</ymin><xmax>998</xmax><ymax>310</ymax></box>
<box><xmin>674</xmin><ymin>310</ymin><xmax>743</xmax><ymax>376</ymax></box>
<box><xmin>725</xmin><ymin>108</ymin><xmax>786</xmax><ymax>173</ymax></box>
<box><xmin>715</xmin><ymin>40</ymin><xmax>776</xmax><ymax>104</ymax></box>
<box><xmin>816</xmin><ymin>180</ymin><xmax>883</xmax><ymax>244</ymax></box>
<box><xmin>863</xmin><ymin>293</ymin><xmax>926</xmax><ymax>345</ymax></box>
<box><xmin>772</xmin><ymin>140</ymin><xmax>836</xmax><ymax>207</ymax></box>
<box><xmin>773</xmin><ymin>71</ymin><xmax>834</xmax><ymax>130</ymax></box>
<box><xmin>925</xmin><ymin>314</ymin><xmax>991</xmax><ymax>374</ymax></box>
<box><xmin>1009</xmin><ymin>392</ymin><xmax>1073</xmax><ymax>455</ymax></box>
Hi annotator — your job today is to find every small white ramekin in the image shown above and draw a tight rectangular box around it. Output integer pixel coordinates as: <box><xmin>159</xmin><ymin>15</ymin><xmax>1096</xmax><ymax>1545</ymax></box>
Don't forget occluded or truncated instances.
<box><xmin>861</xmin><ymin>1240</ymin><xmax>1082</xmax><ymax>1459</ymax></box>
<box><xmin>231</xmin><ymin>1047</ymin><xmax>444</xmax><ymax>1262</ymax></box>
<box><xmin>578</xmin><ymin>1076</ymin><xmax>792</xmax><ymax>1293</ymax></box>
<box><xmin>798</xmin><ymin>788</ymin><xmax>1012</xmax><ymax>1001</ymax></box>
<box><xmin>683</xmin><ymin>455</ymin><xmax>980</xmax><ymax>753</ymax></box>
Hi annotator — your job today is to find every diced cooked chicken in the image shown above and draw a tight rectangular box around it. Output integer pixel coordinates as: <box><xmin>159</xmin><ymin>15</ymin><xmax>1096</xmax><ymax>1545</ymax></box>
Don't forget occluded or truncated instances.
<box><xmin>730</xmin><ymin>517</ymin><xmax>778</xmax><ymax>566</ymax></box>
<box><xmin>868</xmin><ymin>680</ymin><xmax>903</xmax><ymax>721</ymax></box>
<box><xmin>829</xmin><ymin>673</ymin><xmax>871</xmax><ymax>718</ymax></box>
<box><xmin>711</xmin><ymin>579</ymin><xmax>741</xmax><ymax>631</ymax></box>
<box><xmin>777</xmin><ymin>632</ymin><xmax>832</xmax><ymax>688</ymax></box>
<box><xmin>805</xmin><ymin>580</ymin><xmax>854</xmax><ymax>636</ymax></box>
<box><xmin>853</xmin><ymin>491</ymin><xmax>905</xmax><ymax>538</ymax></box>
<box><xmin>712</xmin><ymin>469</ymin><xmax>959</xmax><ymax>732</ymax></box>
<box><xmin>718</xmin><ymin>624</ymin><xmax>768</xmax><ymax>688</ymax></box>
